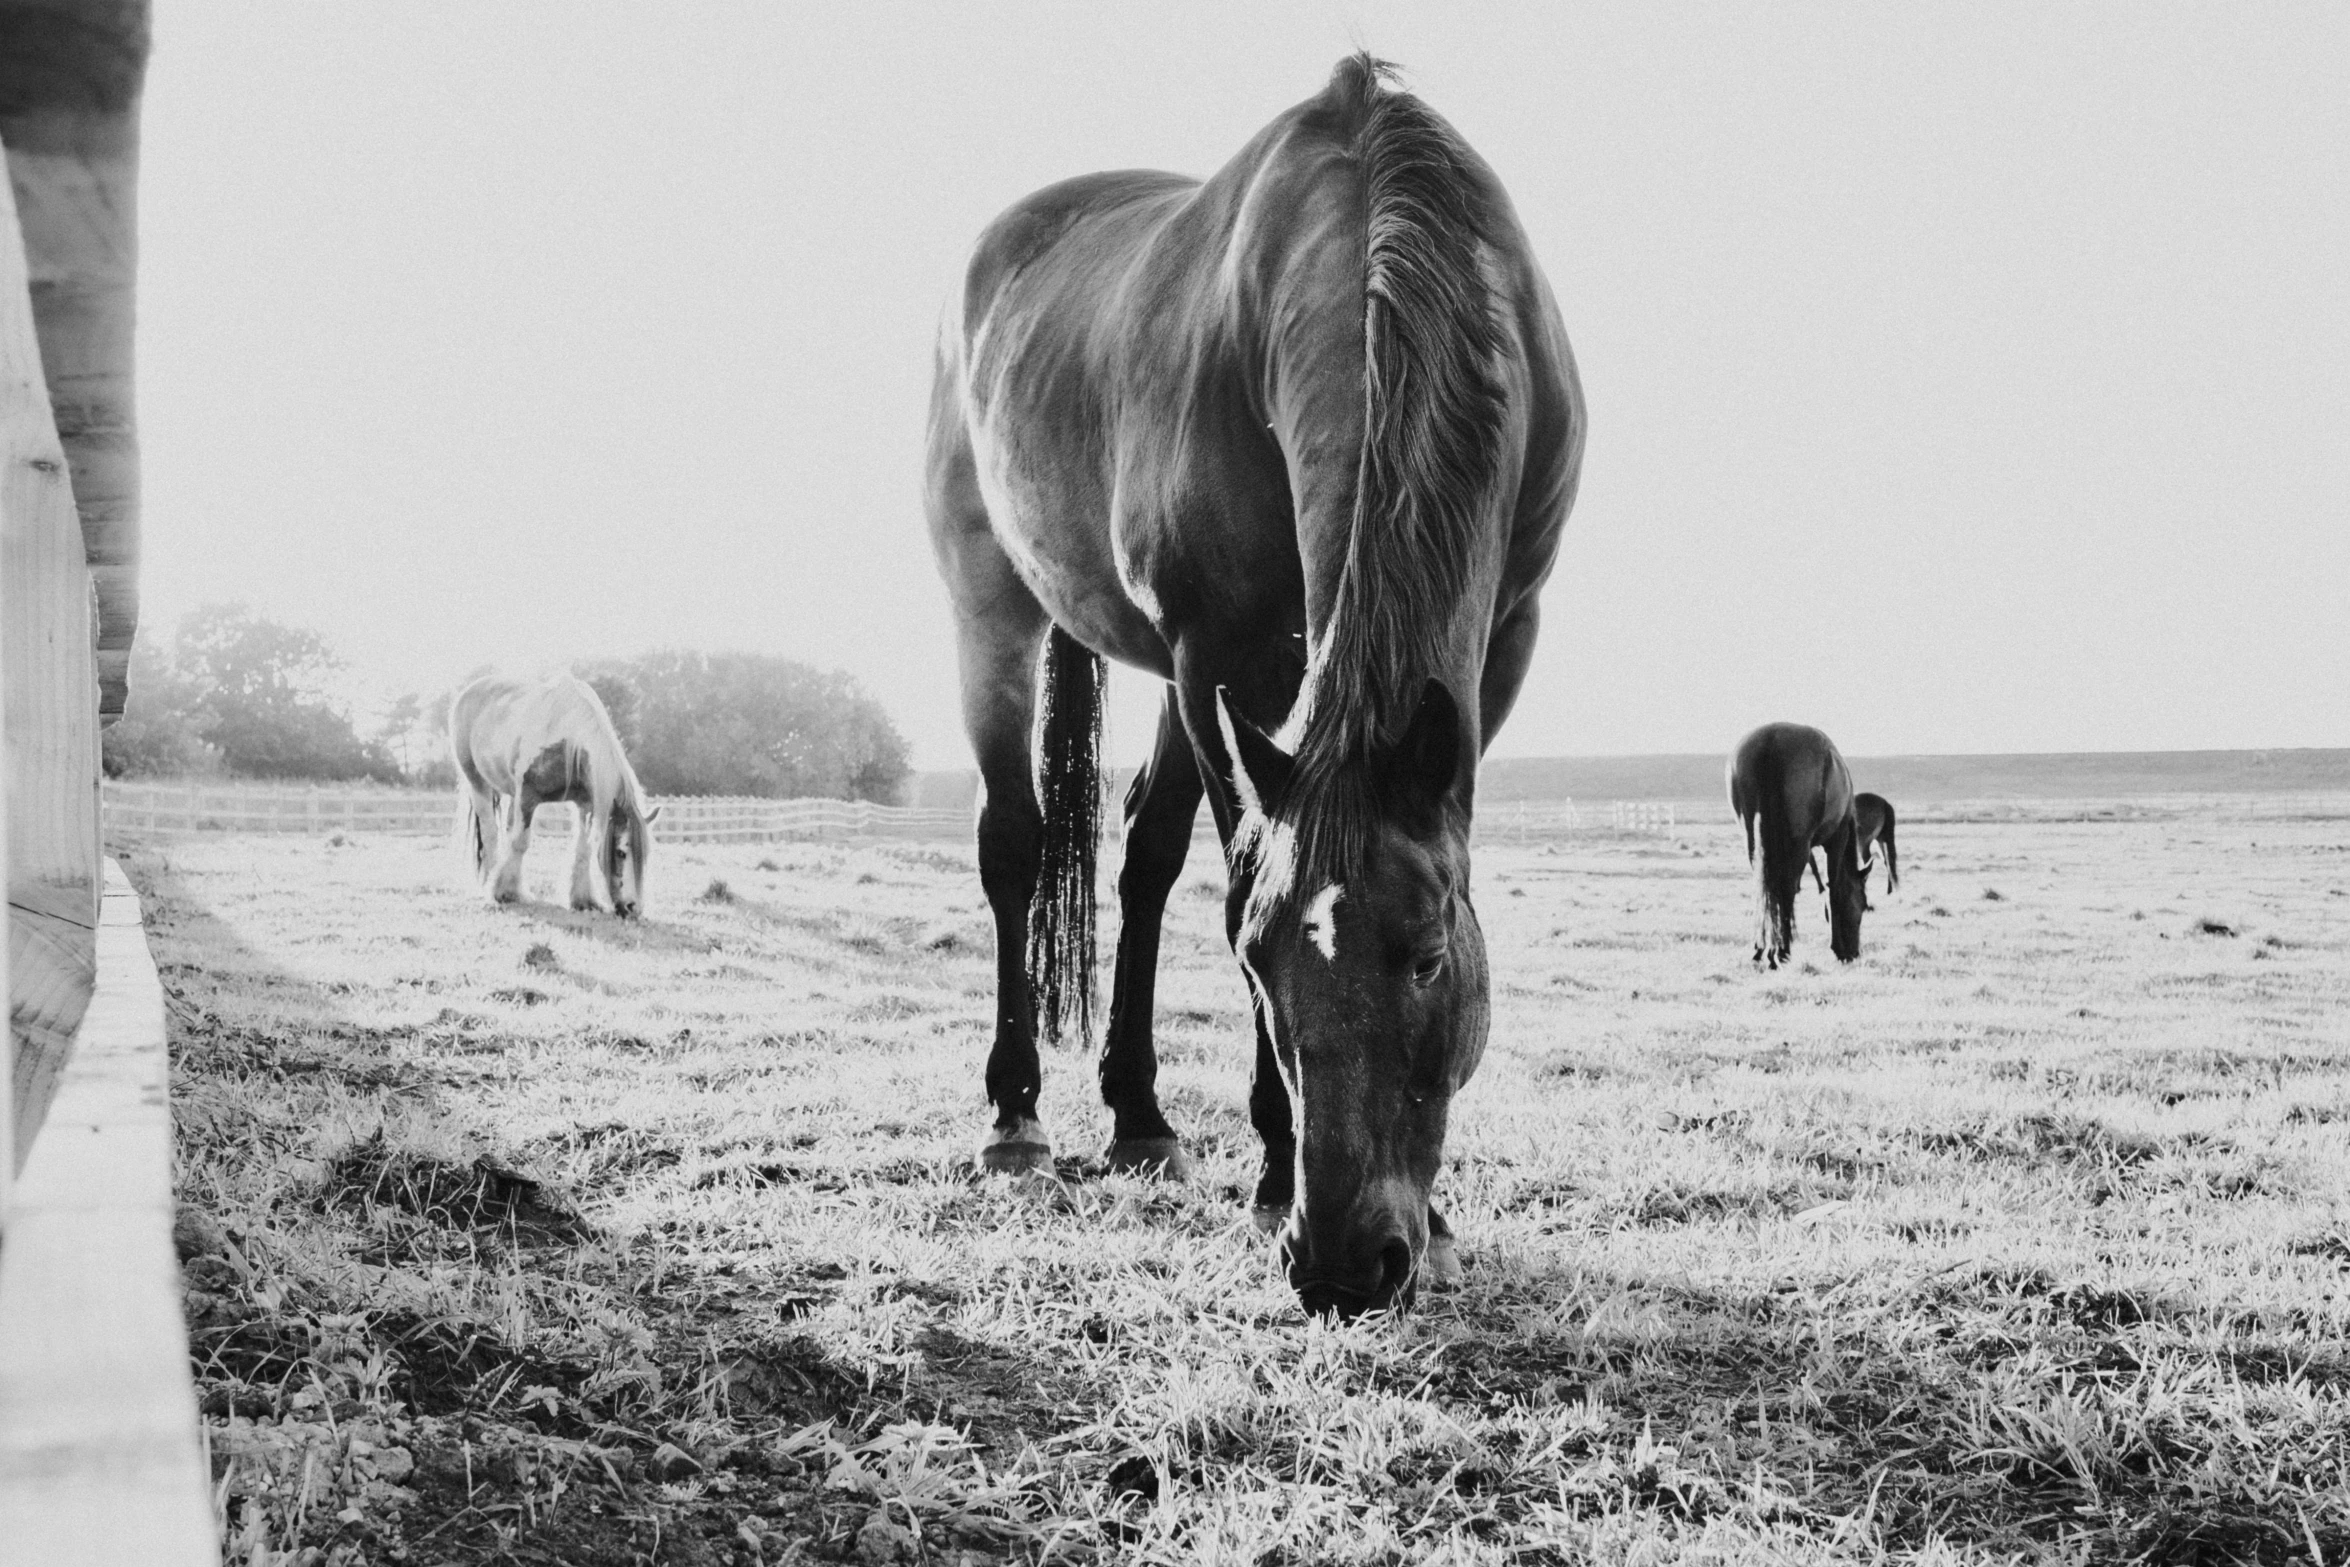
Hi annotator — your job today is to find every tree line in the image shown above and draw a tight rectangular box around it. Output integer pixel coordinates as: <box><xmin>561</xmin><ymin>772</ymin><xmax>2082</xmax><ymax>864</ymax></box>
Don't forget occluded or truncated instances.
<box><xmin>102</xmin><ymin>605</ymin><xmax>913</xmax><ymax>803</ymax></box>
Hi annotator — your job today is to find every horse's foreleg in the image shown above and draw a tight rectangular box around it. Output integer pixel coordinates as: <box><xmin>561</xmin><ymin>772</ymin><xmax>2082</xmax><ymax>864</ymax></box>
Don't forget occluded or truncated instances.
<box><xmin>489</xmin><ymin>790</ymin><xmax>533</xmax><ymax>904</ymax></box>
<box><xmin>1175</xmin><ymin>648</ymin><xmax>1305</xmax><ymax>1228</ymax></box>
<box><xmin>568</xmin><ymin>807</ymin><xmax>598</xmax><ymax>911</ymax></box>
<box><xmin>1100</xmin><ymin>691</ymin><xmax>1203</xmax><ymax>1178</ymax></box>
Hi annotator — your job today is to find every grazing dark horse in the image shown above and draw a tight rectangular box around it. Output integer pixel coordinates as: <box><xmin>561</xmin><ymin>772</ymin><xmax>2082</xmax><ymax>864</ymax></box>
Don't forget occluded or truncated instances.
<box><xmin>449</xmin><ymin>674</ymin><xmax>660</xmax><ymax>917</ymax></box>
<box><xmin>1853</xmin><ymin>791</ymin><xmax>1899</xmax><ymax>907</ymax></box>
<box><xmin>925</xmin><ymin>56</ymin><xmax>1583</xmax><ymax>1317</ymax></box>
<box><xmin>1728</xmin><ymin>723</ymin><xmax>1866</xmax><ymax>967</ymax></box>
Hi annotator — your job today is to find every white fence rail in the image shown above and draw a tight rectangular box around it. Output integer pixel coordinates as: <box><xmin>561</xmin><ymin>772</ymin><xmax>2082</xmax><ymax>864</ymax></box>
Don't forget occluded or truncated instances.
<box><xmin>1472</xmin><ymin>799</ymin><xmax>1582</xmax><ymax>842</ymax></box>
<box><xmin>101</xmin><ymin>783</ymin><xmax>970</xmax><ymax>845</ymax></box>
<box><xmin>1610</xmin><ymin>801</ymin><xmax>1678</xmax><ymax>834</ymax></box>
<box><xmin>103</xmin><ymin>784</ymin><xmax>1703</xmax><ymax>847</ymax></box>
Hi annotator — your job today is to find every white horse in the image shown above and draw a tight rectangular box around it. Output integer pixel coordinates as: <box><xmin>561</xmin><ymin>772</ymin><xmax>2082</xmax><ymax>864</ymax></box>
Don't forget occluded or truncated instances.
<box><xmin>448</xmin><ymin>673</ymin><xmax>660</xmax><ymax>916</ymax></box>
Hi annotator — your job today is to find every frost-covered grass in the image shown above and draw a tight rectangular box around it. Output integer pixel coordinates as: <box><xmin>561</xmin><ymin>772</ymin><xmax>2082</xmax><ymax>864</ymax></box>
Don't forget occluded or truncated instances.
<box><xmin>136</xmin><ymin>802</ymin><xmax>2350</xmax><ymax>1564</ymax></box>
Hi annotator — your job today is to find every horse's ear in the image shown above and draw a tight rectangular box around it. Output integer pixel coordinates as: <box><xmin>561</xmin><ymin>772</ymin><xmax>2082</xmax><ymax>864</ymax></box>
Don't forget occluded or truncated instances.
<box><xmin>1383</xmin><ymin>678</ymin><xmax>1464</xmax><ymax>819</ymax></box>
<box><xmin>643</xmin><ymin>804</ymin><xmax>662</xmax><ymax>826</ymax></box>
<box><xmin>1215</xmin><ymin>686</ymin><xmax>1292</xmax><ymax>818</ymax></box>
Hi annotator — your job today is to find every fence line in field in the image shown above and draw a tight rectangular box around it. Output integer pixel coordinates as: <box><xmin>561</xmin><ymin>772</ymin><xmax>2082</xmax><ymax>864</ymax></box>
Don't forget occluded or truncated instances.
<box><xmin>1610</xmin><ymin>801</ymin><xmax>1678</xmax><ymax>834</ymax></box>
<box><xmin>103</xmin><ymin>783</ymin><xmax>1722</xmax><ymax>848</ymax></box>
<box><xmin>100</xmin><ymin>782</ymin><xmax>971</xmax><ymax>845</ymax></box>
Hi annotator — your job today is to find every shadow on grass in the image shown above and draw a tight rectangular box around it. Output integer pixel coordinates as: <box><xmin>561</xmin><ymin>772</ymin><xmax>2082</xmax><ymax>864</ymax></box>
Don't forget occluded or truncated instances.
<box><xmin>508</xmin><ymin>900</ymin><xmax>716</xmax><ymax>955</ymax></box>
<box><xmin>125</xmin><ymin>845</ymin><xmax>979</xmax><ymax>1567</ymax></box>
<box><xmin>1427</xmin><ymin>1254</ymin><xmax>2350</xmax><ymax>1566</ymax></box>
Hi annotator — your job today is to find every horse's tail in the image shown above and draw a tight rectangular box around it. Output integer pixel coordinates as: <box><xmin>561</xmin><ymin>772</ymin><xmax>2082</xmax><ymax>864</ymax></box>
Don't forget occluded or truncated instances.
<box><xmin>447</xmin><ymin>697</ymin><xmax>491</xmax><ymax>882</ymax></box>
<box><xmin>1879</xmin><ymin>800</ymin><xmax>1899</xmax><ymax>892</ymax></box>
<box><xmin>1753</xmin><ymin>780</ymin><xmax>1798</xmax><ymax>960</ymax></box>
<box><xmin>455</xmin><ymin>788</ymin><xmax>490</xmax><ymax>882</ymax></box>
<box><xmin>1028</xmin><ymin>625</ymin><xmax>1104</xmax><ymax>1046</ymax></box>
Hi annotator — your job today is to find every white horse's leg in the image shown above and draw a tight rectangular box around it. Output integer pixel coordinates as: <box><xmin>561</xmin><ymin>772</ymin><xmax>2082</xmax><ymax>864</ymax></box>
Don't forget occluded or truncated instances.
<box><xmin>489</xmin><ymin>792</ymin><xmax>531</xmax><ymax>903</ymax></box>
<box><xmin>569</xmin><ymin>806</ymin><xmax>598</xmax><ymax>911</ymax></box>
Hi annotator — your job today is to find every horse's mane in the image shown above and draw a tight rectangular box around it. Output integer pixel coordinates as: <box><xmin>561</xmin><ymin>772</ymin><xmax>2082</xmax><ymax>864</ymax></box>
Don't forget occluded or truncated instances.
<box><xmin>536</xmin><ymin>675</ymin><xmax>645</xmax><ymax>823</ymax></box>
<box><xmin>1268</xmin><ymin>54</ymin><xmax>1510</xmax><ymax>890</ymax></box>
<box><xmin>575</xmin><ymin>680</ymin><xmax>647</xmax><ymax>822</ymax></box>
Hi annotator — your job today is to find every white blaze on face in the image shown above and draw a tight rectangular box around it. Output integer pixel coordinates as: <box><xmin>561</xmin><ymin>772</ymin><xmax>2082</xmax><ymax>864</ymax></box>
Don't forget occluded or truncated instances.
<box><xmin>1303</xmin><ymin>883</ymin><xmax>1344</xmax><ymax>963</ymax></box>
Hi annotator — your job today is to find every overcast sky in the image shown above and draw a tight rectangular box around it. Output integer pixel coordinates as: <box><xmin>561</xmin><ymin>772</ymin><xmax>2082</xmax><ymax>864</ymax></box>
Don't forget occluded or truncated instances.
<box><xmin>136</xmin><ymin>3</ymin><xmax>2349</xmax><ymax>769</ymax></box>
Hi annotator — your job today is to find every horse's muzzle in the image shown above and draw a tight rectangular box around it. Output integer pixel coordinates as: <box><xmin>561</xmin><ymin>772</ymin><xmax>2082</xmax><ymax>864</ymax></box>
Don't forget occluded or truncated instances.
<box><xmin>1284</xmin><ymin>1234</ymin><xmax>1416</xmax><ymax>1320</ymax></box>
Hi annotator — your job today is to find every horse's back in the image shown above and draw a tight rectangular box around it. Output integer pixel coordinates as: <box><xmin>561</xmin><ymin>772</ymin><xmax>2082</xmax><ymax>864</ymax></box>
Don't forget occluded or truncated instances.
<box><xmin>957</xmin><ymin>171</ymin><xmax>1196</xmax><ymax>332</ymax></box>
<box><xmin>449</xmin><ymin>674</ymin><xmax>620</xmax><ymax>795</ymax></box>
<box><xmin>1730</xmin><ymin>723</ymin><xmax>1854</xmax><ymax>841</ymax></box>
<box><xmin>448</xmin><ymin>675</ymin><xmax>526</xmax><ymax>785</ymax></box>
<box><xmin>935</xmin><ymin>57</ymin><xmax>1579</xmax><ymax>689</ymax></box>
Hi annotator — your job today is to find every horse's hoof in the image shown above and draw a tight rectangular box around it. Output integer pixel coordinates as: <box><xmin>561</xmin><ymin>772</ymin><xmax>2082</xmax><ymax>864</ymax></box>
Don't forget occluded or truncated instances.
<box><xmin>1106</xmin><ymin>1138</ymin><xmax>1193</xmax><ymax>1180</ymax></box>
<box><xmin>1423</xmin><ymin>1231</ymin><xmax>1462</xmax><ymax>1288</ymax></box>
<box><xmin>1250</xmin><ymin>1203</ymin><xmax>1292</xmax><ymax>1237</ymax></box>
<box><xmin>977</xmin><ymin>1120</ymin><xmax>1053</xmax><ymax>1175</ymax></box>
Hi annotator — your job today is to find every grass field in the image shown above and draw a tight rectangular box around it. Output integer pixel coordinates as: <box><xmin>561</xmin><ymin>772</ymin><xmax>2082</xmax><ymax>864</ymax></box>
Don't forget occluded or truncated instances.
<box><xmin>135</xmin><ymin>800</ymin><xmax>2350</xmax><ymax>1565</ymax></box>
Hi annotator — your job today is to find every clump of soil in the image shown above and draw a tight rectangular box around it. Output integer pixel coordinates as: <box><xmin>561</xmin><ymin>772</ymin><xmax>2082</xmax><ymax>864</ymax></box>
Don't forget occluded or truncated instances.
<box><xmin>320</xmin><ymin>1131</ymin><xmax>589</xmax><ymax>1249</ymax></box>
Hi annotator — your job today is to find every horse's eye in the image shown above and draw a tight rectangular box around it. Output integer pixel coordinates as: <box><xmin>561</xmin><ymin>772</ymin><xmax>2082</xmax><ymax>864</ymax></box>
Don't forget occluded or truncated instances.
<box><xmin>1411</xmin><ymin>952</ymin><xmax>1446</xmax><ymax>988</ymax></box>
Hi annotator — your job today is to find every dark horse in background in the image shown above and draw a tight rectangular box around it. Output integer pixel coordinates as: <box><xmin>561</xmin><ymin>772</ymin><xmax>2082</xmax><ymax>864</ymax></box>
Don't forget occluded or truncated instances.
<box><xmin>1853</xmin><ymin>792</ymin><xmax>1899</xmax><ymax>906</ymax></box>
<box><xmin>925</xmin><ymin>56</ymin><xmax>1584</xmax><ymax>1317</ymax></box>
<box><xmin>1728</xmin><ymin>723</ymin><xmax>1867</xmax><ymax>967</ymax></box>
<box><xmin>1803</xmin><ymin>791</ymin><xmax>1899</xmax><ymax>909</ymax></box>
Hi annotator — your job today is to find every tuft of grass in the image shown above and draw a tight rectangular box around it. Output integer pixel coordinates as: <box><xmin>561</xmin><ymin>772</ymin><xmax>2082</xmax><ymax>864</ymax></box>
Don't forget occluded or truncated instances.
<box><xmin>318</xmin><ymin>1127</ymin><xmax>590</xmax><ymax>1249</ymax></box>
<box><xmin>1982</xmin><ymin>886</ymin><xmax>2006</xmax><ymax>901</ymax></box>
<box><xmin>699</xmin><ymin>876</ymin><xmax>733</xmax><ymax>904</ymax></box>
<box><xmin>520</xmin><ymin>942</ymin><xmax>558</xmax><ymax>970</ymax></box>
<box><xmin>2196</xmin><ymin>916</ymin><xmax>2238</xmax><ymax>936</ymax></box>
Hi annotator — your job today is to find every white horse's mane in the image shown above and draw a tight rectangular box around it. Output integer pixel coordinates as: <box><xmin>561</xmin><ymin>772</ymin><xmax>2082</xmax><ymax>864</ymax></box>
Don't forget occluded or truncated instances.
<box><xmin>538</xmin><ymin>674</ymin><xmax>643</xmax><ymax>821</ymax></box>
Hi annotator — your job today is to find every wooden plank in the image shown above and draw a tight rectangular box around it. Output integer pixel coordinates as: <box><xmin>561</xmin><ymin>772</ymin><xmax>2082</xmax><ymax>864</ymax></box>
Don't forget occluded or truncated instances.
<box><xmin>8</xmin><ymin>901</ymin><xmax>94</xmax><ymax>1163</ymax></box>
<box><xmin>2</xmin><ymin>136</ymin><xmax>100</xmax><ymax>1170</ymax></box>
<box><xmin>0</xmin><ymin>859</ymin><xmax>217</xmax><ymax>1565</ymax></box>
<box><xmin>0</xmin><ymin>150</ymin><xmax>99</xmax><ymax>923</ymax></box>
<box><xmin>0</xmin><ymin>1</ymin><xmax>152</xmax><ymax>718</ymax></box>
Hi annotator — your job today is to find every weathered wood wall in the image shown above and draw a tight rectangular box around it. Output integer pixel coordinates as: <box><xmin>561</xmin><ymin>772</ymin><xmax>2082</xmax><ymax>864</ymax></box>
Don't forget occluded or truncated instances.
<box><xmin>0</xmin><ymin>0</ymin><xmax>147</xmax><ymax>720</ymax></box>
<box><xmin>0</xmin><ymin>134</ymin><xmax>98</xmax><ymax>1169</ymax></box>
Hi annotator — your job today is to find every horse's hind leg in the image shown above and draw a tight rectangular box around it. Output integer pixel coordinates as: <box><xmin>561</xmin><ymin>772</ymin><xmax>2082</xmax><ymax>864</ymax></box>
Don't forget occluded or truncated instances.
<box><xmin>933</xmin><ymin>500</ymin><xmax>1057</xmax><ymax>1172</ymax></box>
<box><xmin>1770</xmin><ymin>843</ymin><xmax>1803</xmax><ymax>966</ymax></box>
<box><xmin>1099</xmin><ymin>690</ymin><xmax>1203</xmax><ymax>1178</ymax></box>
<box><xmin>968</xmin><ymin>630</ymin><xmax>1053</xmax><ymax>1172</ymax></box>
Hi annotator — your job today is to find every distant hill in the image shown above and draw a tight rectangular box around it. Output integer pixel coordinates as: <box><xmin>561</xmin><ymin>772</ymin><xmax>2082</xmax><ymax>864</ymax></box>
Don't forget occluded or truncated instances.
<box><xmin>912</xmin><ymin>748</ymin><xmax>2349</xmax><ymax>810</ymax></box>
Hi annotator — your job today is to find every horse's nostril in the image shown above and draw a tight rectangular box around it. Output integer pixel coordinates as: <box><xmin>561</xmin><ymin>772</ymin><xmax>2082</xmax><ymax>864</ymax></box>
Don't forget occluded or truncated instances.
<box><xmin>1377</xmin><ymin>1238</ymin><xmax>1413</xmax><ymax>1299</ymax></box>
<box><xmin>1297</xmin><ymin>1284</ymin><xmax>1366</xmax><ymax>1322</ymax></box>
